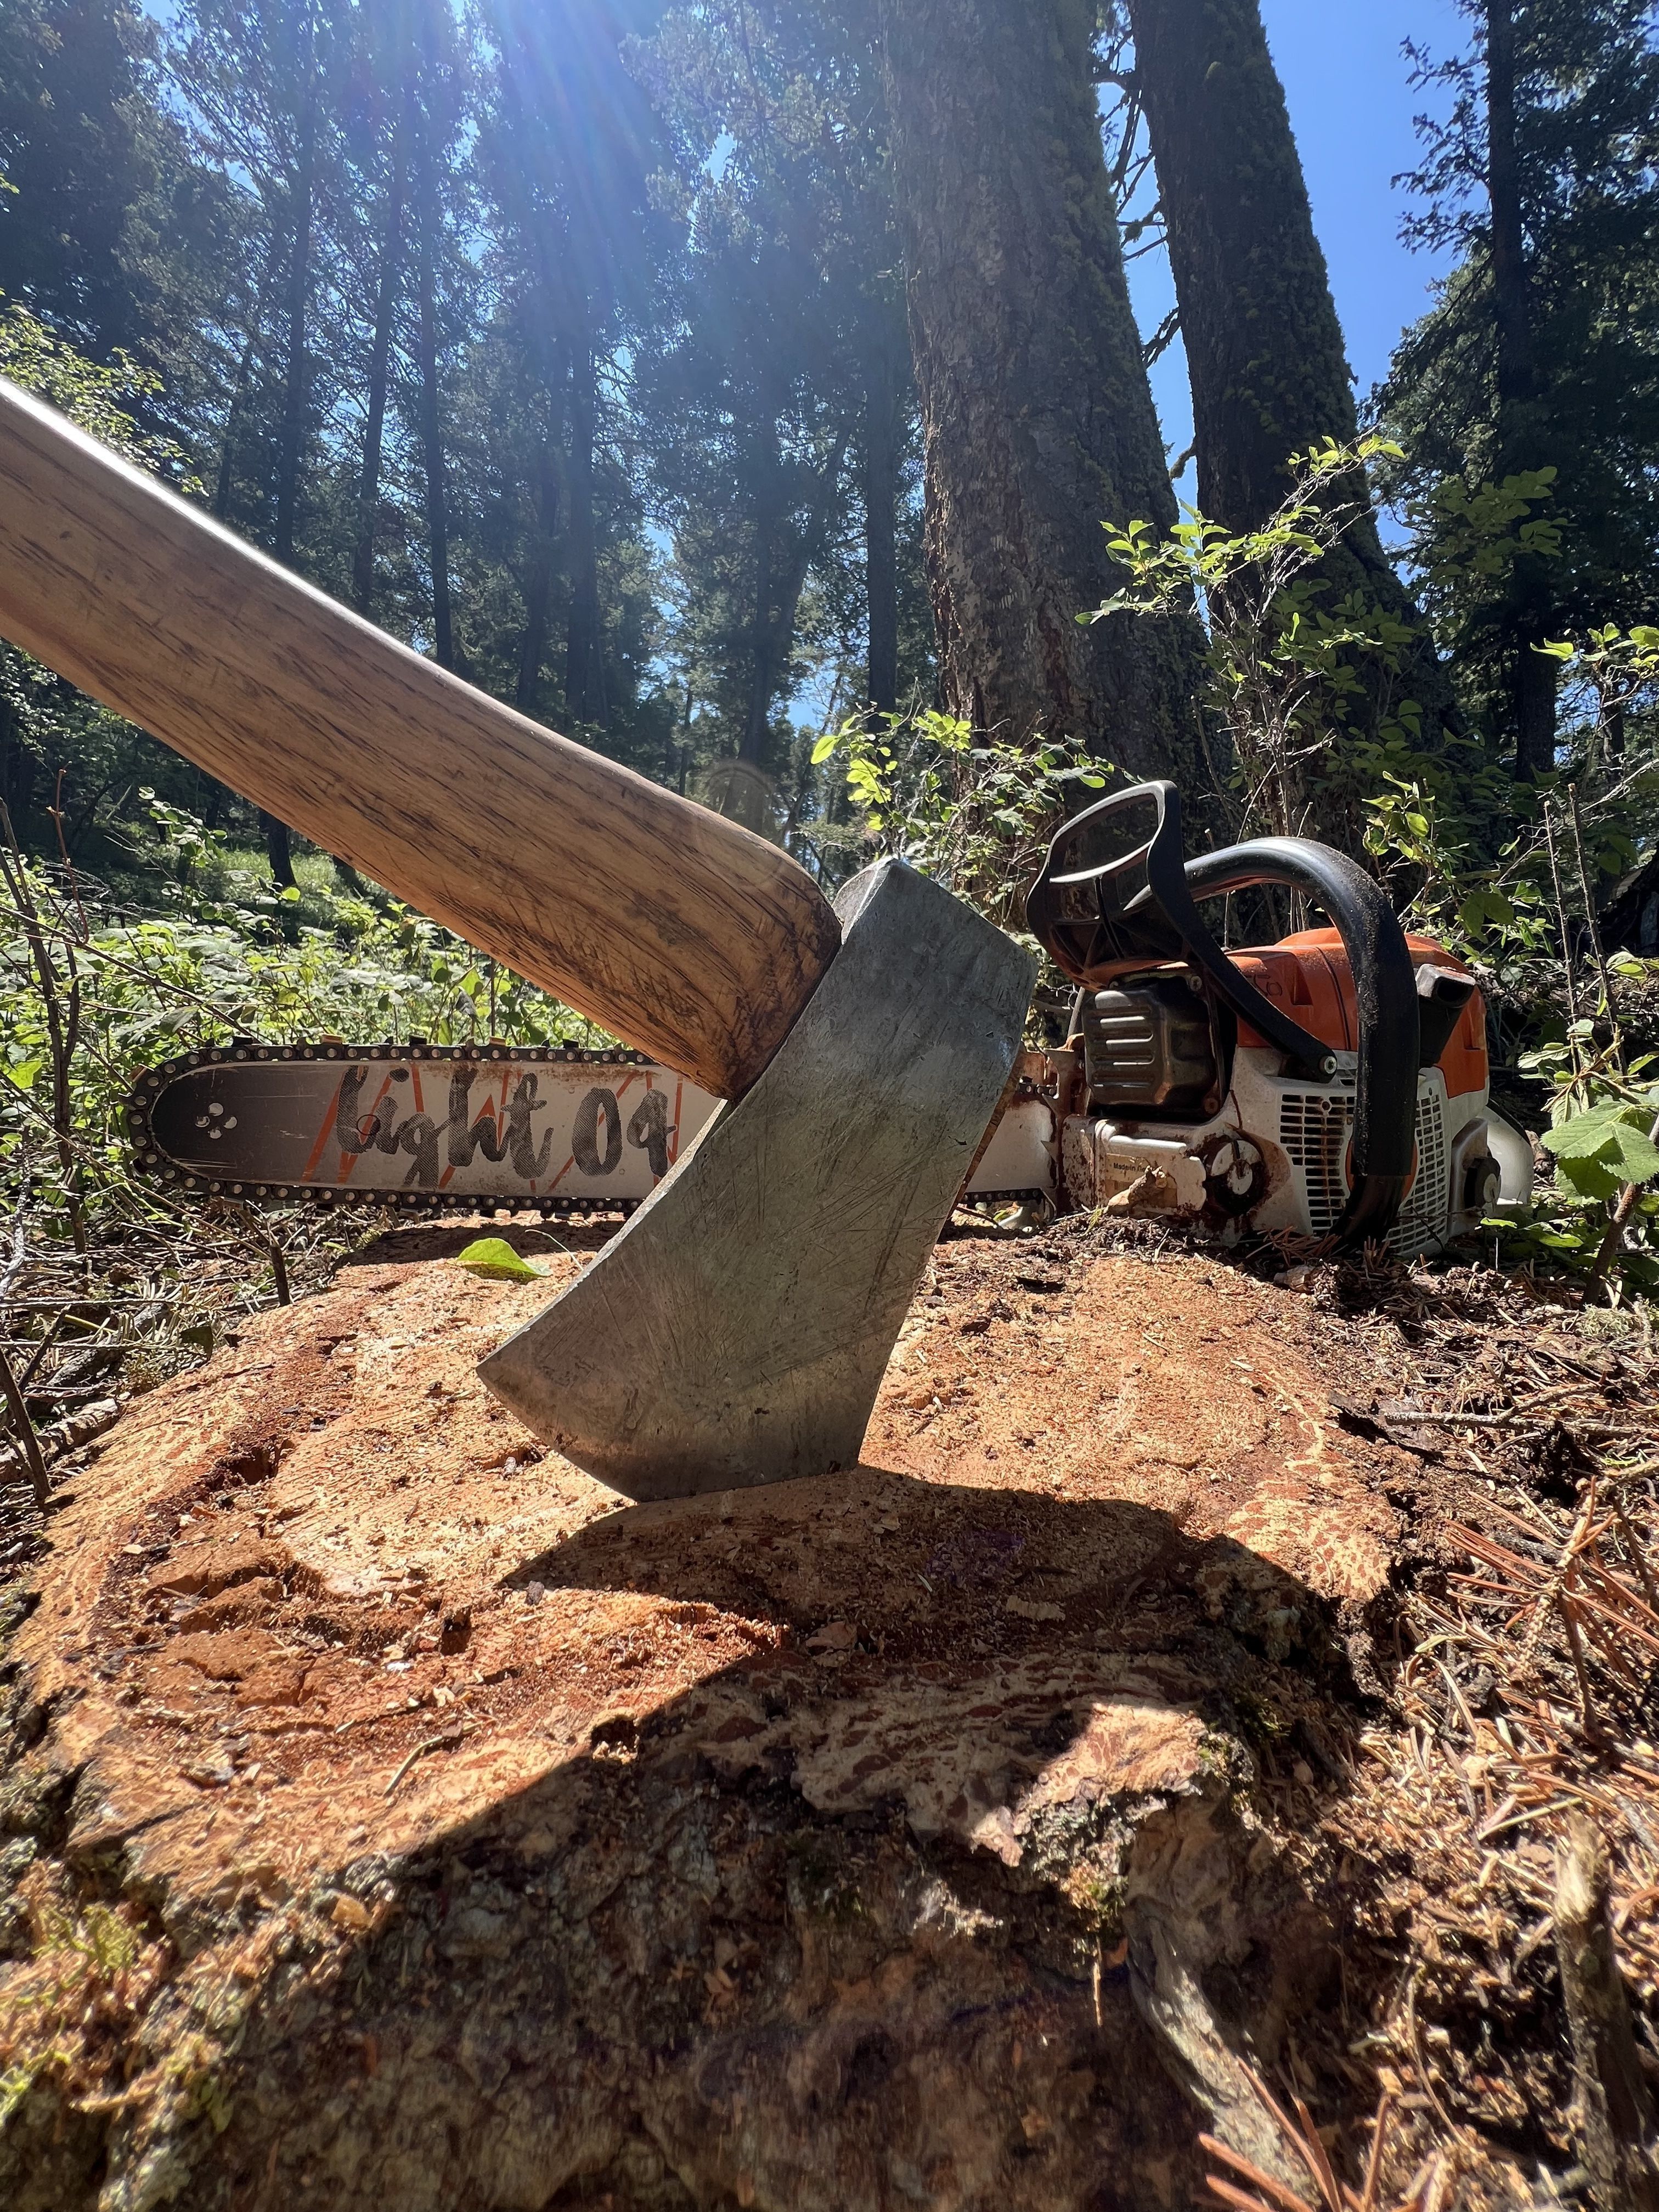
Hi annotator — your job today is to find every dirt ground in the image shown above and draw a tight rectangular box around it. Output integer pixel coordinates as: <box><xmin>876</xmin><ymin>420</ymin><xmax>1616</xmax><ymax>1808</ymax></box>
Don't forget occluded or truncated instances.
<box><xmin>1</xmin><ymin>1215</ymin><xmax>1651</xmax><ymax>2209</ymax></box>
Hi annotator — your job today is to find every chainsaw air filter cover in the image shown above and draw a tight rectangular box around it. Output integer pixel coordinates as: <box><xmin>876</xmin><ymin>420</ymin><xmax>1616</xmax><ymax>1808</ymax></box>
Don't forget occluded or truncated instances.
<box><xmin>1082</xmin><ymin>978</ymin><xmax>1219</xmax><ymax>1115</ymax></box>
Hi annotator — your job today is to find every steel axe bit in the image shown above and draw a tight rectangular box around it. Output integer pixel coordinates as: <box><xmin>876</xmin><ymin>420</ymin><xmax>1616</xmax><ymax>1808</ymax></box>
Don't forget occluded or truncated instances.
<box><xmin>0</xmin><ymin>376</ymin><xmax>1035</xmax><ymax>1496</ymax></box>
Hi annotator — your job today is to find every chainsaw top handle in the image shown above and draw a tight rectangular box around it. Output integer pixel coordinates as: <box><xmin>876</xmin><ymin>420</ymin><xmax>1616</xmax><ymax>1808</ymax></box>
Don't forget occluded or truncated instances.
<box><xmin>1026</xmin><ymin>782</ymin><xmax>1421</xmax><ymax>1249</ymax></box>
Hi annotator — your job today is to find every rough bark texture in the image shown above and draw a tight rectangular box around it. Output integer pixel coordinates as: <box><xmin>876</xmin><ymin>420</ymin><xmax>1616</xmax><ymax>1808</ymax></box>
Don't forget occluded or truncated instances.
<box><xmin>1</xmin><ymin>1224</ymin><xmax>1424</xmax><ymax>2210</ymax></box>
<box><xmin>1126</xmin><ymin>0</ymin><xmax>1460</xmax><ymax>754</ymax></box>
<box><xmin>878</xmin><ymin>0</ymin><xmax>1209</xmax><ymax>784</ymax></box>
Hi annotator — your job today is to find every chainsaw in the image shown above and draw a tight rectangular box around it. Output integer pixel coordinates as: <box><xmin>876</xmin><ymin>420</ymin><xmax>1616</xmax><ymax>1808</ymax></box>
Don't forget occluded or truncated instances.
<box><xmin>123</xmin><ymin>782</ymin><xmax>1530</xmax><ymax>1257</ymax></box>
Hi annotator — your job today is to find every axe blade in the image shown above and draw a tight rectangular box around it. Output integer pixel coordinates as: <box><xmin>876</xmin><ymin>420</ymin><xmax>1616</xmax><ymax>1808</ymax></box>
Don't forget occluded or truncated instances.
<box><xmin>477</xmin><ymin>859</ymin><xmax>1035</xmax><ymax>1499</ymax></box>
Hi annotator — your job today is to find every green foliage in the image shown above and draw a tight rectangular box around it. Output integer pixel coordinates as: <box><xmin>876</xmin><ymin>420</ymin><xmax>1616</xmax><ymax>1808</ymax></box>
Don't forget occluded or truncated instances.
<box><xmin>0</xmin><ymin>298</ymin><xmax>197</xmax><ymax>481</ymax></box>
<box><xmin>1541</xmin><ymin>1096</ymin><xmax>1659</xmax><ymax>1200</ymax></box>
<box><xmin>1379</xmin><ymin>0</ymin><xmax>1659</xmax><ymax>742</ymax></box>
<box><xmin>1407</xmin><ymin>468</ymin><xmax>1562</xmax><ymax>625</ymax></box>
<box><xmin>0</xmin><ymin>821</ymin><xmax>608</xmax><ymax>1246</ymax></box>
<box><xmin>809</xmin><ymin>706</ymin><xmax>1104</xmax><ymax>932</ymax></box>
<box><xmin>1091</xmin><ymin>436</ymin><xmax>1479</xmax><ymax>849</ymax></box>
<box><xmin>1504</xmin><ymin>1030</ymin><xmax>1659</xmax><ymax>1290</ymax></box>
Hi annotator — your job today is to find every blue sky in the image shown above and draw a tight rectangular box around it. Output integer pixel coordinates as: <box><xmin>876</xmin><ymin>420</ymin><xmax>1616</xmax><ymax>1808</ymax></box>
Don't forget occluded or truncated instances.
<box><xmin>1134</xmin><ymin>0</ymin><xmax>1472</xmax><ymax>496</ymax></box>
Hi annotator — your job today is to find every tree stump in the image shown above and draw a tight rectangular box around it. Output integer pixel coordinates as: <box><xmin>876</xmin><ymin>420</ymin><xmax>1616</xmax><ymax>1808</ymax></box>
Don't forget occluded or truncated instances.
<box><xmin>2</xmin><ymin>1227</ymin><xmax>1400</xmax><ymax>2209</ymax></box>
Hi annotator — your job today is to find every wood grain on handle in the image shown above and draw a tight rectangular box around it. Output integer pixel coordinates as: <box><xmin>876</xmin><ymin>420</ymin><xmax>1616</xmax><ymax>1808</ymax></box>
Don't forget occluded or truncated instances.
<box><xmin>0</xmin><ymin>377</ymin><xmax>842</xmax><ymax>1098</ymax></box>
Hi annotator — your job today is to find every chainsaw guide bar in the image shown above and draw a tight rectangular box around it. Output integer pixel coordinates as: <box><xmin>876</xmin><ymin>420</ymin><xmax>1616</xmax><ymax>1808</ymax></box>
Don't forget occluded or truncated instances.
<box><xmin>123</xmin><ymin>1042</ymin><xmax>725</xmax><ymax>1216</ymax></box>
<box><xmin>125</xmin><ymin>1040</ymin><xmax>1055</xmax><ymax>1218</ymax></box>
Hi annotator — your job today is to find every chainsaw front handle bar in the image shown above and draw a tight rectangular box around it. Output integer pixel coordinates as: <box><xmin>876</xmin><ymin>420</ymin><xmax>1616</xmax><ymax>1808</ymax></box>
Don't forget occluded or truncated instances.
<box><xmin>1184</xmin><ymin>838</ymin><xmax>1420</xmax><ymax>1249</ymax></box>
<box><xmin>0</xmin><ymin>376</ymin><xmax>840</xmax><ymax>1098</ymax></box>
<box><xmin>1025</xmin><ymin>781</ymin><xmax>1335</xmax><ymax>1081</ymax></box>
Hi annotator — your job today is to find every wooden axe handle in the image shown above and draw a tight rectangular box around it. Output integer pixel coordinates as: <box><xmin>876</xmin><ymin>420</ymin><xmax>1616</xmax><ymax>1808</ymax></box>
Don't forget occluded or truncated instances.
<box><xmin>0</xmin><ymin>377</ymin><xmax>842</xmax><ymax>1098</ymax></box>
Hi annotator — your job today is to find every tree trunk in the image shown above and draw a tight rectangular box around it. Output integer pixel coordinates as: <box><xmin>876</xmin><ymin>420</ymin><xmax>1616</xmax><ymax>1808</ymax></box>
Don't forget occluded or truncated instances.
<box><xmin>1126</xmin><ymin>0</ymin><xmax>1460</xmax><ymax>764</ymax></box>
<box><xmin>877</xmin><ymin>0</ymin><xmax>1207</xmax><ymax>785</ymax></box>
<box><xmin>264</xmin><ymin>811</ymin><xmax>298</xmax><ymax>890</ymax></box>
<box><xmin>274</xmin><ymin>69</ymin><xmax>315</xmax><ymax>569</ymax></box>
<box><xmin>515</xmin><ymin>385</ymin><xmax>565</xmax><ymax>716</ymax></box>
<box><xmin>1487</xmin><ymin>0</ymin><xmax>1557</xmax><ymax>779</ymax></box>
<box><xmin>352</xmin><ymin>115</ymin><xmax>407</xmax><ymax>619</ymax></box>
<box><xmin>565</xmin><ymin>343</ymin><xmax>605</xmax><ymax>725</ymax></box>
<box><xmin>267</xmin><ymin>8</ymin><xmax>318</xmax><ymax>897</ymax></box>
<box><xmin>413</xmin><ymin>106</ymin><xmax>454</xmax><ymax>674</ymax></box>
<box><xmin>211</xmin><ymin>247</ymin><xmax>276</xmax><ymax>527</ymax></box>
<box><xmin>864</xmin><ymin>338</ymin><xmax>901</xmax><ymax>720</ymax></box>
<box><xmin>742</xmin><ymin>434</ymin><xmax>848</xmax><ymax>768</ymax></box>
<box><xmin>0</xmin><ymin>1238</ymin><xmax>1404</xmax><ymax>2212</ymax></box>
<box><xmin>742</xmin><ymin>441</ymin><xmax>783</xmax><ymax>768</ymax></box>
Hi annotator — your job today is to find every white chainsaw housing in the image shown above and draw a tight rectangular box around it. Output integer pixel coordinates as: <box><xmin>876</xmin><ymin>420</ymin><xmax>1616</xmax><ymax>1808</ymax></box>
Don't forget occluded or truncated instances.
<box><xmin>964</xmin><ymin>1043</ymin><xmax>1532</xmax><ymax>1256</ymax></box>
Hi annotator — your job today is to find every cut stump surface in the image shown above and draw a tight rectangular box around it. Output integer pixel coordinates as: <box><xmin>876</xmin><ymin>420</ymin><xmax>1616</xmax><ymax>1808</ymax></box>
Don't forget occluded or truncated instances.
<box><xmin>3</xmin><ymin>1223</ymin><xmax>1413</xmax><ymax>2210</ymax></box>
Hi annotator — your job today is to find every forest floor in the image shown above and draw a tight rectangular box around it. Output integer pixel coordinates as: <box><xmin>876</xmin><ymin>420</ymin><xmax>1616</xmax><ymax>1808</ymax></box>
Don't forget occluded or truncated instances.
<box><xmin>2</xmin><ymin>1213</ymin><xmax>1657</xmax><ymax>2210</ymax></box>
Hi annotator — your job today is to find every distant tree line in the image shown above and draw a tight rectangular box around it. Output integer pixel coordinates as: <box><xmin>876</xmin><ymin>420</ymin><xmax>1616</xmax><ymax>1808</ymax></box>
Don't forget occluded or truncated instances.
<box><xmin>1</xmin><ymin>0</ymin><xmax>1656</xmax><ymax>874</ymax></box>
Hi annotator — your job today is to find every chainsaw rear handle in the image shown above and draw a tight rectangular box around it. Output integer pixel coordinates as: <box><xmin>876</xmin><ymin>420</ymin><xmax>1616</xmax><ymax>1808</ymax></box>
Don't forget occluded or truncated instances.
<box><xmin>1183</xmin><ymin>838</ymin><xmax>1420</xmax><ymax>1247</ymax></box>
<box><xmin>0</xmin><ymin>376</ymin><xmax>840</xmax><ymax>1098</ymax></box>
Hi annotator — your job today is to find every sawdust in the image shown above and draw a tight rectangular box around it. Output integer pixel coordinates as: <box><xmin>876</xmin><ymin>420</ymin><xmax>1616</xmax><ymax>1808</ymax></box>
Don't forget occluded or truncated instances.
<box><xmin>0</xmin><ymin>1218</ymin><xmax>1560</xmax><ymax>2210</ymax></box>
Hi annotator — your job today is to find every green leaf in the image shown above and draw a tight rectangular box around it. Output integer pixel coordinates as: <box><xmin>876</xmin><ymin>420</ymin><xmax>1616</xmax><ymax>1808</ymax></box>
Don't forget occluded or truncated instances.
<box><xmin>1555</xmin><ymin>1153</ymin><xmax>1624</xmax><ymax>1203</ymax></box>
<box><xmin>454</xmin><ymin>1237</ymin><xmax>545</xmax><ymax>1283</ymax></box>
<box><xmin>810</xmin><ymin>733</ymin><xmax>839</xmax><ymax>764</ymax></box>
<box><xmin>1542</xmin><ymin>1104</ymin><xmax>1659</xmax><ymax>1187</ymax></box>
<box><xmin>2</xmin><ymin>1058</ymin><xmax>42</xmax><ymax>1091</ymax></box>
<box><xmin>279</xmin><ymin>883</ymin><xmax>302</xmax><ymax>903</ymax></box>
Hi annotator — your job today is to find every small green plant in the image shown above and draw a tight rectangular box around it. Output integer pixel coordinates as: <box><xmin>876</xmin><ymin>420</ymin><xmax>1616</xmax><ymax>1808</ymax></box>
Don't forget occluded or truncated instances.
<box><xmin>809</xmin><ymin>705</ymin><xmax>1105</xmax><ymax>932</ymax></box>
<box><xmin>1087</xmin><ymin>436</ymin><xmax>1483</xmax><ymax>849</ymax></box>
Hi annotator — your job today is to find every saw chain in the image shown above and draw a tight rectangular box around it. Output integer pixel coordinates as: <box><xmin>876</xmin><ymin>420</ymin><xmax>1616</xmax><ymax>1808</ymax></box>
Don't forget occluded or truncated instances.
<box><xmin>123</xmin><ymin>1040</ymin><xmax>724</xmax><ymax>1216</ymax></box>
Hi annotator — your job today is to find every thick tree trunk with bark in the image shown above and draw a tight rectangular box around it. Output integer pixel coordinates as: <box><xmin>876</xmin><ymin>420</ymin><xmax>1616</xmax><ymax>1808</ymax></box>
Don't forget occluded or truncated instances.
<box><xmin>352</xmin><ymin>117</ymin><xmax>406</xmax><ymax>619</ymax></box>
<box><xmin>1126</xmin><ymin>0</ymin><xmax>1460</xmax><ymax>759</ymax></box>
<box><xmin>878</xmin><ymin>0</ymin><xmax>1208</xmax><ymax>785</ymax></box>
<box><xmin>565</xmin><ymin>344</ymin><xmax>606</xmax><ymax>726</ymax></box>
<box><xmin>1486</xmin><ymin>0</ymin><xmax>1557</xmax><ymax>778</ymax></box>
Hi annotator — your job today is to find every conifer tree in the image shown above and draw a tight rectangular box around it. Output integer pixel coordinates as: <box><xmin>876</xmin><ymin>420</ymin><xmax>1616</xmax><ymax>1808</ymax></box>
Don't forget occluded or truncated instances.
<box><xmin>1380</xmin><ymin>0</ymin><xmax>1659</xmax><ymax>776</ymax></box>
<box><xmin>877</xmin><ymin>0</ymin><xmax>1208</xmax><ymax>784</ymax></box>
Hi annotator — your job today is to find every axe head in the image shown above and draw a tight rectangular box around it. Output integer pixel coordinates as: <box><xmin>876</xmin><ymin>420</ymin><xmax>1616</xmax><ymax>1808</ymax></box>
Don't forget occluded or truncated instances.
<box><xmin>477</xmin><ymin>859</ymin><xmax>1035</xmax><ymax>1499</ymax></box>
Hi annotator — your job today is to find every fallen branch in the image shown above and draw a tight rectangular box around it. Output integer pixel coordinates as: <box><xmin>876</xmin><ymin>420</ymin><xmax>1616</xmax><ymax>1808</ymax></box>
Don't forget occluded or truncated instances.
<box><xmin>0</xmin><ymin>1343</ymin><xmax>49</xmax><ymax>1509</ymax></box>
<box><xmin>1554</xmin><ymin>1814</ymin><xmax>1659</xmax><ymax>2212</ymax></box>
<box><xmin>0</xmin><ymin>1395</ymin><xmax>121</xmax><ymax>1499</ymax></box>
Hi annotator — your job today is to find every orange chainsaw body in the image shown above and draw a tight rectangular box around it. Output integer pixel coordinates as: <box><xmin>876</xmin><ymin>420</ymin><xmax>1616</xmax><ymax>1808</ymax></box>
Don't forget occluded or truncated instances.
<box><xmin>1232</xmin><ymin>929</ymin><xmax>1490</xmax><ymax>1103</ymax></box>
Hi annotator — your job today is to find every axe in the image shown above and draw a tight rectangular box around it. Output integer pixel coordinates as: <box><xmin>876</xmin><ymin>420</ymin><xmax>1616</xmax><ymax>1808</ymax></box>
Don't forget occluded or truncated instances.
<box><xmin>0</xmin><ymin>378</ymin><xmax>1034</xmax><ymax>1499</ymax></box>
